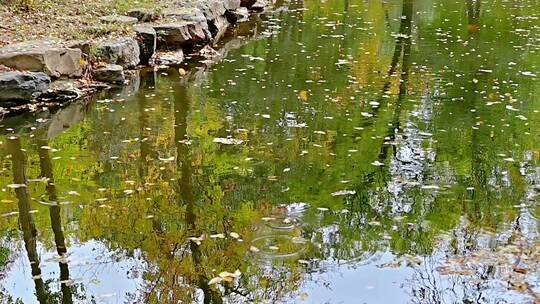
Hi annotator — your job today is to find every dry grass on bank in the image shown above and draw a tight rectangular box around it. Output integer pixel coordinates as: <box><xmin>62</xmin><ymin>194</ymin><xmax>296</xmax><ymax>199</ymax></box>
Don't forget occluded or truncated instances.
<box><xmin>0</xmin><ymin>0</ymin><xmax>170</xmax><ymax>46</ymax></box>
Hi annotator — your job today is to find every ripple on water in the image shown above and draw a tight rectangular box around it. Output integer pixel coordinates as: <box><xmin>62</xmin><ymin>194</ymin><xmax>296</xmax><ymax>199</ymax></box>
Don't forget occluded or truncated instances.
<box><xmin>264</xmin><ymin>202</ymin><xmax>311</xmax><ymax>229</ymax></box>
<box><xmin>278</xmin><ymin>202</ymin><xmax>311</xmax><ymax>215</ymax></box>
<box><xmin>251</xmin><ymin>235</ymin><xmax>308</xmax><ymax>259</ymax></box>
<box><xmin>265</xmin><ymin>217</ymin><xmax>302</xmax><ymax>230</ymax></box>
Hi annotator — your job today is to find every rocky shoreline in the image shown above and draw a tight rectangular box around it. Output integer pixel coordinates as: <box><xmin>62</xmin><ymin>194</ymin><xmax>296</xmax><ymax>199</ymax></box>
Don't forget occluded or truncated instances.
<box><xmin>0</xmin><ymin>0</ymin><xmax>277</xmax><ymax>117</ymax></box>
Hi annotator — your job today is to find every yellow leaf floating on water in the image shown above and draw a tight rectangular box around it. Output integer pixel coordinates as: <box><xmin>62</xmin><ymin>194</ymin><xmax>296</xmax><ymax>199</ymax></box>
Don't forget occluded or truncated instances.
<box><xmin>298</xmin><ymin>90</ymin><xmax>309</xmax><ymax>101</ymax></box>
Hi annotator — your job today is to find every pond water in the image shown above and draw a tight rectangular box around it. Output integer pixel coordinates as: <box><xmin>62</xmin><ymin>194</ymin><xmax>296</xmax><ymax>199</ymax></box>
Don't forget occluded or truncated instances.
<box><xmin>1</xmin><ymin>0</ymin><xmax>539</xmax><ymax>303</ymax></box>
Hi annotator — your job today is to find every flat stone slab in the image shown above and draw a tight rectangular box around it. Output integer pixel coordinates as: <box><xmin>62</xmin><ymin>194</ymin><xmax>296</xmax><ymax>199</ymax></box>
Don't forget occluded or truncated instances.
<box><xmin>0</xmin><ymin>71</ymin><xmax>51</xmax><ymax>103</ymax></box>
<box><xmin>37</xmin><ymin>79</ymin><xmax>83</xmax><ymax>102</ymax></box>
<box><xmin>171</xmin><ymin>0</ymin><xmax>226</xmax><ymax>21</ymax></box>
<box><xmin>93</xmin><ymin>64</ymin><xmax>125</xmax><ymax>84</ymax></box>
<box><xmin>99</xmin><ymin>15</ymin><xmax>139</xmax><ymax>24</ymax></box>
<box><xmin>152</xmin><ymin>50</ymin><xmax>184</xmax><ymax>65</ymax></box>
<box><xmin>0</xmin><ymin>40</ymin><xmax>82</xmax><ymax>77</ymax></box>
<box><xmin>162</xmin><ymin>7</ymin><xmax>207</xmax><ymax>24</ymax></box>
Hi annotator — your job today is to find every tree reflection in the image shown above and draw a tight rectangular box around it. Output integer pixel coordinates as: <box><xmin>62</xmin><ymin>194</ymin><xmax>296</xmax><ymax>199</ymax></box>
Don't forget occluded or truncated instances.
<box><xmin>7</xmin><ymin>137</ymin><xmax>47</xmax><ymax>303</ymax></box>
<box><xmin>36</xmin><ymin>136</ymin><xmax>73</xmax><ymax>304</ymax></box>
<box><xmin>174</xmin><ymin>83</ymin><xmax>222</xmax><ymax>303</ymax></box>
<box><xmin>379</xmin><ymin>0</ymin><xmax>413</xmax><ymax>160</ymax></box>
<box><xmin>0</xmin><ymin>0</ymin><xmax>538</xmax><ymax>303</ymax></box>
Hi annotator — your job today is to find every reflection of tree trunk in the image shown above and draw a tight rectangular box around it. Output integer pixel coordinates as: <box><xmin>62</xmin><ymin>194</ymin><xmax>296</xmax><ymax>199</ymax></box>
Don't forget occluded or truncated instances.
<box><xmin>7</xmin><ymin>138</ymin><xmax>47</xmax><ymax>304</ymax></box>
<box><xmin>392</xmin><ymin>0</ymin><xmax>413</xmax><ymax>125</ymax></box>
<box><xmin>388</xmin><ymin>0</ymin><xmax>412</xmax><ymax>76</ymax></box>
<box><xmin>368</xmin><ymin>0</ymin><xmax>414</xmax><ymax>122</ymax></box>
<box><xmin>138</xmin><ymin>73</ymin><xmax>156</xmax><ymax>179</ymax></box>
<box><xmin>36</xmin><ymin>138</ymin><xmax>73</xmax><ymax>304</ymax></box>
<box><xmin>174</xmin><ymin>86</ymin><xmax>194</xmax><ymax>210</ymax></box>
<box><xmin>173</xmin><ymin>85</ymin><xmax>223</xmax><ymax>304</ymax></box>
<box><xmin>465</xmin><ymin>0</ymin><xmax>484</xmax><ymax>223</ymax></box>
<box><xmin>467</xmin><ymin>0</ymin><xmax>481</xmax><ymax>38</ymax></box>
<box><xmin>378</xmin><ymin>0</ymin><xmax>413</xmax><ymax>161</ymax></box>
<box><xmin>136</xmin><ymin>73</ymin><xmax>166</xmax><ymax>236</ymax></box>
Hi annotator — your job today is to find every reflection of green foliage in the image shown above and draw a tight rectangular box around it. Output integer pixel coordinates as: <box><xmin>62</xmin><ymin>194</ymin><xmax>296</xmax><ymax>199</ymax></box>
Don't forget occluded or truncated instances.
<box><xmin>0</xmin><ymin>0</ymin><xmax>539</xmax><ymax>302</ymax></box>
<box><xmin>0</xmin><ymin>247</ymin><xmax>9</xmax><ymax>268</ymax></box>
<box><xmin>0</xmin><ymin>293</ymin><xmax>23</xmax><ymax>304</ymax></box>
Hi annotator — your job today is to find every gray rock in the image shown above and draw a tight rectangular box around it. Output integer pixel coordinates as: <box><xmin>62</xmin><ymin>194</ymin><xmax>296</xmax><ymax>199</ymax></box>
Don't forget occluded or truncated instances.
<box><xmin>127</xmin><ymin>8</ymin><xmax>158</xmax><ymax>22</ymax></box>
<box><xmin>251</xmin><ymin>0</ymin><xmax>267</xmax><ymax>11</ymax></box>
<box><xmin>153</xmin><ymin>21</ymin><xmax>209</xmax><ymax>49</ymax></box>
<box><xmin>0</xmin><ymin>40</ymin><xmax>83</xmax><ymax>77</ymax></box>
<box><xmin>66</xmin><ymin>40</ymin><xmax>91</xmax><ymax>57</ymax></box>
<box><xmin>225</xmin><ymin>0</ymin><xmax>241</xmax><ymax>10</ymax></box>
<box><xmin>209</xmin><ymin>15</ymin><xmax>230</xmax><ymax>41</ymax></box>
<box><xmin>99</xmin><ymin>15</ymin><xmax>139</xmax><ymax>24</ymax></box>
<box><xmin>134</xmin><ymin>25</ymin><xmax>157</xmax><ymax>65</ymax></box>
<box><xmin>162</xmin><ymin>7</ymin><xmax>207</xmax><ymax>24</ymax></box>
<box><xmin>152</xmin><ymin>50</ymin><xmax>184</xmax><ymax>65</ymax></box>
<box><xmin>226</xmin><ymin>7</ymin><xmax>249</xmax><ymax>23</ymax></box>
<box><xmin>93</xmin><ymin>64</ymin><xmax>125</xmax><ymax>84</ymax></box>
<box><xmin>240</xmin><ymin>0</ymin><xmax>257</xmax><ymax>8</ymax></box>
<box><xmin>195</xmin><ymin>0</ymin><xmax>227</xmax><ymax>21</ymax></box>
<box><xmin>108</xmin><ymin>70</ymin><xmax>141</xmax><ymax>97</ymax></box>
<box><xmin>97</xmin><ymin>38</ymin><xmax>140</xmax><ymax>68</ymax></box>
<box><xmin>154</xmin><ymin>7</ymin><xmax>212</xmax><ymax>49</ymax></box>
<box><xmin>170</xmin><ymin>0</ymin><xmax>226</xmax><ymax>21</ymax></box>
<box><xmin>0</xmin><ymin>71</ymin><xmax>51</xmax><ymax>102</ymax></box>
<box><xmin>37</xmin><ymin>79</ymin><xmax>83</xmax><ymax>102</ymax></box>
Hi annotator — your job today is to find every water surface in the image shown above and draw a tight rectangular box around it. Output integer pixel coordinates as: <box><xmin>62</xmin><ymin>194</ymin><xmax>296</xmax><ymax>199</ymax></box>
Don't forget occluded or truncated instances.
<box><xmin>1</xmin><ymin>0</ymin><xmax>539</xmax><ymax>303</ymax></box>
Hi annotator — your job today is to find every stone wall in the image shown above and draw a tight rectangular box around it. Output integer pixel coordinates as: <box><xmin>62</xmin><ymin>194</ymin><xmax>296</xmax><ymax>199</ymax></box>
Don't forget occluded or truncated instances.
<box><xmin>0</xmin><ymin>0</ymin><xmax>277</xmax><ymax>110</ymax></box>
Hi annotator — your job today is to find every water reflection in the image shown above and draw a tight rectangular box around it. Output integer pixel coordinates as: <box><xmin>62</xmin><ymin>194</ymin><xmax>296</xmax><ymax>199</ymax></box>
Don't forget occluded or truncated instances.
<box><xmin>0</xmin><ymin>0</ymin><xmax>539</xmax><ymax>303</ymax></box>
<box><xmin>36</xmin><ymin>136</ymin><xmax>73</xmax><ymax>304</ymax></box>
<box><xmin>7</xmin><ymin>137</ymin><xmax>48</xmax><ymax>303</ymax></box>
